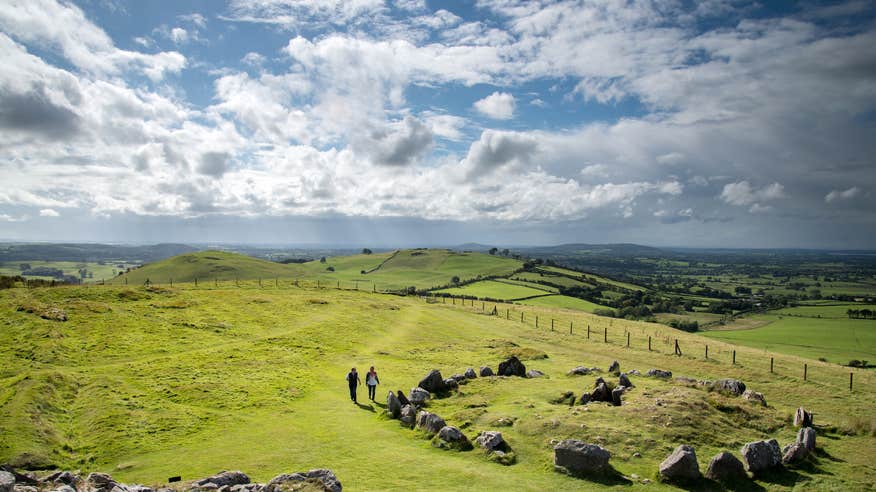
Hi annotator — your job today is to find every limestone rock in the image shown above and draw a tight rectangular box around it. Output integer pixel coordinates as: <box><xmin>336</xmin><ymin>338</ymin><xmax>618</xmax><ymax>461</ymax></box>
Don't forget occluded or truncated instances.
<box><xmin>554</xmin><ymin>440</ymin><xmax>611</xmax><ymax>476</ymax></box>
<box><xmin>396</xmin><ymin>390</ymin><xmax>411</xmax><ymax>407</ymax></box>
<box><xmin>742</xmin><ymin>390</ymin><xmax>767</xmax><ymax>406</ymax></box>
<box><xmin>591</xmin><ymin>382</ymin><xmax>612</xmax><ymax>403</ymax></box>
<box><xmin>713</xmin><ymin>379</ymin><xmax>746</xmax><ymax>396</ymax></box>
<box><xmin>399</xmin><ymin>404</ymin><xmax>417</xmax><ymax>427</ymax></box>
<box><xmin>794</xmin><ymin>407</ymin><xmax>813</xmax><ymax>427</ymax></box>
<box><xmin>705</xmin><ymin>452</ymin><xmax>747</xmax><ymax>482</ymax></box>
<box><xmin>567</xmin><ymin>366</ymin><xmax>591</xmax><ymax>376</ymax></box>
<box><xmin>443</xmin><ymin>378</ymin><xmax>459</xmax><ymax>390</ymax></box>
<box><xmin>619</xmin><ymin>373</ymin><xmax>633</xmax><ymax>388</ymax></box>
<box><xmin>628</xmin><ymin>369</ymin><xmax>641</xmax><ymax>376</ymax></box>
<box><xmin>608</xmin><ymin>361</ymin><xmax>620</xmax><ymax>373</ymax></box>
<box><xmin>86</xmin><ymin>473</ymin><xmax>118</xmax><ymax>492</ymax></box>
<box><xmin>386</xmin><ymin>391</ymin><xmax>401</xmax><ymax>418</ymax></box>
<box><xmin>479</xmin><ymin>366</ymin><xmax>494</xmax><ymax>377</ymax></box>
<box><xmin>526</xmin><ymin>369</ymin><xmax>545</xmax><ymax>378</ymax></box>
<box><xmin>45</xmin><ymin>472</ymin><xmax>79</xmax><ymax>487</ymax></box>
<box><xmin>659</xmin><ymin>445</ymin><xmax>701</xmax><ymax>481</ymax></box>
<box><xmin>433</xmin><ymin>426</ymin><xmax>473</xmax><ymax>451</ymax></box>
<box><xmin>194</xmin><ymin>472</ymin><xmax>249</xmax><ymax>489</ymax></box>
<box><xmin>741</xmin><ymin>439</ymin><xmax>782</xmax><ymax>473</ymax></box>
<box><xmin>464</xmin><ymin>368</ymin><xmax>477</xmax><ymax>379</ymax></box>
<box><xmin>265</xmin><ymin>470</ymin><xmax>341</xmax><ymax>492</ymax></box>
<box><xmin>418</xmin><ymin>369</ymin><xmax>448</xmax><ymax>393</ymax></box>
<box><xmin>409</xmin><ymin>387</ymin><xmax>430</xmax><ymax>406</ymax></box>
<box><xmin>647</xmin><ymin>369</ymin><xmax>672</xmax><ymax>378</ymax></box>
<box><xmin>798</xmin><ymin>427</ymin><xmax>816</xmax><ymax>451</ymax></box>
<box><xmin>497</xmin><ymin>356</ymin><xmax>526</xmax><ymax>377</ymax></box>
<box><xmin>449</xmin><ymin>374</ymin><xmax>467</xmax><ymax>383</ymax></box>
<box><xmin>782</xmin><ymin>443</ymin><xmax>808</xmax><ymax>465</ymax></box>
<box><xmin>1</xmin><ymin>471</ymin><xmax>14</xmax><ymax>492</ymax></box>
<box><xmin>611</xmin><ymin>386</ymin><xmax>626</xmax><ymax>406</ymax></box>
<box><xmin>475</xmin><ymin>431</ymin><xmax>506</xmax><ymax>452</ymax></box>
<box><xmin>416</xmin><ymin>411</ymin><xmax>446</xmax><ymax>435</ymax></box>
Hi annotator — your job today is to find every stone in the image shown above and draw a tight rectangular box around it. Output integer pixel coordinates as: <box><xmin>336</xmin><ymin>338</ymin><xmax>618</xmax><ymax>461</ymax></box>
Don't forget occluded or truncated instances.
<box><xmin>742</xmin><ymin>390</ymin><xmax>767</xmax><ymax>406</ymax></box>
<box><xmin>194</xmin><ymin>472</ymin><xmax>249</xmax><ymax>489</ymax></box>
<box><xmin>590</xmin><ymin>382</ymin><xmax>612</xmax><ymax>403</ymax></box>
<box><xmin>498</xmin><ymin>356</ymin><xmax>526</xmax><ymax>377</ymax></box>
<box><xmin>479</xmin><ymin>366</ymin><xmax>494</xmax><ymax>377</ymax></box>
<box><xmin>52</xmin><ymin>486</ymin><xmax>76</xmax><ymax>492</ymax></box>
<box><xmin>416</xmin><ymin>411</ymin><xmax>446</xmax><ymax>435</ymax></box>
<box><xmin>399</xmin><ymin>404</ymin><xmax>417</xmax><ymax>427</ymax></box>
<box><xmin>396</xmin><ymin>390</ymin><xmax>411</xmax><ymax>407</ymax></box>
<box><xmin>443</xmin><ymin>378</ymin><xmax>459</xmax><ymax>390</ymax></box>
<box><xmin>433</xmin><ymin>426</ymin><xmax>473</xmax><ymax>451</ymax></box>
<box><xmin>474</xmin><ymin>431</ymin><xmax>506</xmax><ymax>452</ymax></box>
<box><xmin>14</xmin><ymin>486</ymin><xmax>38</xmax><ymax>492</ymax></box>
<box><xmin>713</xmin><ymin>378</ymin><xmax>746</xmax><ymax>396</ymax></box>
<box><xmin>647</xmin><ymin>369</ymin><xmax>672</xmax><ymax>378</ymax></box>
<box><xmin>86</xmin><ymin>473</ymin><xmax>118</xmax><ymax>492</ymax></box>
<box><xmin>675</xmin><ymin>376</ymin><xmax>697</xmax><ymax>385</ymax></box>
<box><xmin>418</xmin><ymin>369</ymin><xmax>448</xmax><ymax>393</ymax></box>
<box><xmin>798</xmin><ymin>427</ymin><xmax>816</xmax><ymax>451</ymax></box>
<box><xmin>449</xmin><ymin>374</ymin><xmax>467</xmax><ymax>383</ymax></box>
<box><xmin>782</xmin><ymin>443</ymin><xmax>808</xmax><ymax>465</ymax></box>
<box><xmin>594</xmin><ymin>377</ymin><xmax>606</xmax><ymax>387</ymax></box>
<box><xmin>265</xmin><ymin>469</ymin><xmax>341</xmax><ymax>492</ymax></box>
<box><xmin>464</xmin><ymin>368</ymin><xmax>477</xmax><ymax>379</ymax></box>
<box><xmin>705</xmin><ymin>452</ymin><xmax>747</xmax><ymax>482</ymax></box>
<box><xmin>386</xmin><ymin>391</ymin><xmax>401</xmax><ymax>418</ymax></box>
<box><xmin>628</xmin><ymin>369</ymin><xmax>641</xmax><ymax>376</ymax></box>
<box><xmin>618</xmin><ymin>373</ymin><xmax>633</xmax><ymax>388</ymax></box>
<box><xmin>0</xmin><ymin>472</ymin><xmax>14</xmax><ymax>492</ymax></box>
<box><xmin>409</xmin><ymin>387</ymin><xmax>430</xmax><ymax>406</ymax></box>
<box><xmin>46</xmin><ymin>472</ymin><xmax>79</xmax><ymax>486</ymax></box>
<box><xmin>128</xmin><ymin>486</ymin><xmax>152</xmax><ymax>492</ymax></box>
<box><xmin>526</xmin><ymin>369</ymin><xmax>545</xmax><ymax>378</ymax></box>
<box><xmin>567</xmin><ymin>366</ymin><xmax>591</xmax><ymax>376</ymax></box>
<box><xmin>553</xmin><ymin>440</ymin><xmax>611</xmax><ymax>476</ymax></box>
<box><xmin>611</xmin><ymin>386</ymin><xmax>626</xmax><ymax>406</ymax></box>
<box><xmin>659</xmin><ymin>445</ymin><xmax>701</xmax><ymax>481</ymax></box>
<box><xmin>608</xmin><ymin>361</ymin><xmax>620</xmax><ymax>373</ymax></box>
<box><xmin>741</xmin><ymin>439</ymin><xmax>782</xmax><ymax>473</ymax></box>
<box><xmin>794</xmin><ymin>407</ymin><xmax>813</xmax><ymax>427</ymax></box>
<box><xmin>0</xmin><ymin>466</ymin><xmax>37</xmax><ymax>486</ymax></box>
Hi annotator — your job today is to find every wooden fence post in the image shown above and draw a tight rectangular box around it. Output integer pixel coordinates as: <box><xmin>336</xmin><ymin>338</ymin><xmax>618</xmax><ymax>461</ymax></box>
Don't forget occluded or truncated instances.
<box><xmin>536</xmin><ymin>316</ymin><xmax>539</xmax><ymax>328</ymax></box>
<box><xmin>506</xmin><ymin>309</ymin><xmax>509</xmax><ymax>319</ymax></box>
<box><xmin>604</xmin><ymin>328</ymin><xmax>607</xmax><ymax>343</ymax></box>
<box><xmin>195</xmin><ymin>278</ymin><xmax>198</xmax><ymax>287</ymax></box>
<box><xmin>850</xmin><ymin>372</ymin><xmax>853</xmax><ymax>391</ymax></box>
<box><xmin>587</xmin><ymin>325</ymin><xmax>590</xmax><ymax>339</ymax></box>
<box><xmin>648</xmin><ymin>336</ymin><xmax>651</xmax><ymax>351</ymax></box>
<box><xmin>551</xmin><ymin>319</ymin><xmax>554</xmax><ymax>331</ymax></box>
<box><xmin>626</xmin><ymin>332</ymin><xmax>630</xmax><ymax>347</ymax></box>
<box><xmin>521</xmin><ymin>312</ymin><xmax>524</xmax><ymax>322</ymax></box>
<box><xmin>770</xmin><ymin>357</ymin><xmax>774</xmax><ymax>373</ymax></box>
<box><xmin>170</xmin><ymin>278</ymin><xmax>173</xmax><ymax>287</ymax></box>
<box><xmin>705</xmin><ymin>344</ymin><xmax>708</xmax><ymax>359</ymax></box>
<box><xmin>804</xmin><ymin>364</ymin><xmax>807</xmax><ymax>381</ymax></box>
<box><xmin>732</xmin><ymin>350</ymin><xmax>736</xmax><ymax>365</ymax></box>
<box><xmin>570</xmin><ymin>321</ymin><xmax>573</xmax><ymax>334</ymax></box>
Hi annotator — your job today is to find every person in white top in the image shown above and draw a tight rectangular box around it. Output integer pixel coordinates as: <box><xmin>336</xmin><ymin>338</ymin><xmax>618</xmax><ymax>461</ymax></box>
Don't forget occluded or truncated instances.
<box><xmin>365</xmin><ymin>366</ymin><xmax>380</xmax><ymax>401</ymax></box>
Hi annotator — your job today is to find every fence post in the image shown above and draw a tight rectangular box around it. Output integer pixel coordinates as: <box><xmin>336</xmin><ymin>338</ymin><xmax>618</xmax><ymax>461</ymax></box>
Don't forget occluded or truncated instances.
<box><xmin>732</xmin><ymin>350</ymin><xmax>736</xmax><ymax>365</ymax></box>
<box><xmin>506</xmin><ymin>309</ymin><xmax>509</xmax><ymax>319</ymax></box>
<box><xmin>705</xmin><ymin>344</ymin><xmax>708</xmax><ymax>359</ymax></box>
<box><xmin>648</xmin><ymin>336</ymin><xmax>651</xmax><ymax>351</ymax></box>
<box><xmin>551</xmin><ymin>319</ymin><xmax>554</xmax><ymax>331</ymax></box>
<box><xmin>259</xmin><ymin>278</ymin><xmax>262</xmax><ymax>287</ymax></box>
<box><xmin>215</xmin><ymin>278</ymin><xmax>218</xmax><ymax>287</ymax></box>
<box><xmin>850</xmin><ymin>372</ymin><xmax>853</xmax><ymax>391</ymax></box>
<box><xmin>521</xmin><ymin>312</ymin><xmax>524</xmax><ymax>322</ymax></box>
<box><xmin>317</xmin><ymin>280</ymin><xmax>320</xmax><ymax>289</ymax></box>
<box><xmin>482</xmin><ymin>302</ymin><xmax>485</xmax><ymax>311</ymax></box>
<box><xmin>170</xmin><ymin>278</ymin><xmax>173</xmax><ymax>287</ymax></box>
<box><xmin>804</xmin><ymin>363</ymin><xmax>807</xmax><ymax>381</ymax></box>
<box><xmin>276</xmin><ymin>277</ymin><xmax>278</xmax><ymax>287</ymax></box>
<box><xmin>587</xmin><ymin>325</ymin><xmax>590</xmax><ymax>339</ymax></box>
<box><xmin>337</xmin><ymin>280</ymin><xmax>340</xmax><ymax>289</ymax></box>
<box><xmin>570</xmin><ymin>321</ymin><xmax>573</xmax><ymax>334</ymax></box>
<box><xmin>536</xmin><ymin>316</ymin><xmax>539</xmax><ymax>328</ymax></box>
<box><xmin>604</xmin><ymin>328</ymin><xmax>607</xmax><ymax>343</ymax></box>
<box><xmin>195</xmin><ymin>278</ymin><xmax>198</xmax><ymax>287</ymax></box>
<box><xmin>626</xmin><ymin>332</ymin><xmax>630</xmax><ymax>347</ymax></box>
<box><xmin>770</xmin><ymin>357</ymin><xmax>774</xmax><ymax>373</ymax></box>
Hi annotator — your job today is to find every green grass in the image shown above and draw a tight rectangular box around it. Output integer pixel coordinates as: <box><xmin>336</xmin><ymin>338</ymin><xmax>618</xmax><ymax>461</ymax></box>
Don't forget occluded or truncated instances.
<box><xmin>510</xmin><ymin>272</ymin><xmax>592</xmax><ymax>289</ymax></box>
<box><xmin>516</xmin><ymin>295</ymin><xmax>607</xmax><ymax>313</ymax></box>
<box><xmin>434</xmin><ymin>280</ymin><xmax>549</xmax><ymax>300</ymax></box>
<box><xmin>538</xmin><ymin>266</ymin><xmax>646</xmax><ymax>292</ymax></box>
<box><xmin>772</xmin><ymin>303</ymin><xmax>876</xmax><ymax>319</ymax></box>
<box><xmin>0</xmin><ymin>261</ymin><xmax>138</xmax><ymax>283</ymax></box>
<box><xmin>702</xmin><ymin>314</ymin><xmax>876</xmax><ymax>364</ymax></box>
<box><xmin>2</xmin><ymin>283</ymin><xmax>874</xmax><ymax>490</ymax></box>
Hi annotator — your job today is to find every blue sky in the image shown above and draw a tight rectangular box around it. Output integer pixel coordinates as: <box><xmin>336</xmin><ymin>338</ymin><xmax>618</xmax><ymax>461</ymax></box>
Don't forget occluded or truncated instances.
<box><xmin>1</xmin><ymin>0</ymin><xmax>874</xmax><ymax>248</ymax></box>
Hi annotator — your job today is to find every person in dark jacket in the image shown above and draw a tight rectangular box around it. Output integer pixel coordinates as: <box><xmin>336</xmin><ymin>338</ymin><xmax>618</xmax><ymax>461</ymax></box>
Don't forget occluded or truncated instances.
<box><xmin>346</xmin><ymin>367</ymin><xmax>361</xmax><ymax>403</ymax></box>
<box><xmin>365</xmin><ymin>366</ymin><xmax>380</xmax><ymax>401</ymax></box>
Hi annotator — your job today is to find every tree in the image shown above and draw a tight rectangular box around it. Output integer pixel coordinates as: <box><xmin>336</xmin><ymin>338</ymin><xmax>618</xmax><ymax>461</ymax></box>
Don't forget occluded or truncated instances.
<box><xmin>451</xmin><ymin>276</ymin><xmax>460</xmax><ymax>284</ymax></box>
<box><xmin>362</xmin><ymin>248</ymin><xmax>372</xmax><ymax>255</ymax></box>
<box><xmin>489</xmin><ymin>247</ymin><xmax>498</xmax><ymax>255</ymax></box>
<box><xmin>326</xmin><ymin>266</ymin><xmax>335</xmax><ymax>272</ymax></box>
<box><xmin>501</xmin><ymin>248</ymin><xmax>510</xmax><ymax>256</ymax></box>
<box><xmin>320</xmin><ymin>257</ymin><xmax>326</xmax><ymax>263</ymax></box>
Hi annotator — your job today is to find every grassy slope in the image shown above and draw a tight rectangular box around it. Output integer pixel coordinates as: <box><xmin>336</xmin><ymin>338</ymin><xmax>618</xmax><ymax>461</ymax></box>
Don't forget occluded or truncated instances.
<box><xmin>517</xmin><ymin>295</ymin><xmax>606</xmax><ymax>313</ymax></box>
<box><xmin>116</xmin><ymin>251</ymin><xmax>295</xmax><ymax>284</ymax></box>
<box><xmin>434</xmin><ymin>280</ymin><xmax>550</xmax><ymax>300</ymax></box>
<box><xmin>2</xmin><ymin>284</ymin><xmax>875</xmax><ymax>491</ymax></box>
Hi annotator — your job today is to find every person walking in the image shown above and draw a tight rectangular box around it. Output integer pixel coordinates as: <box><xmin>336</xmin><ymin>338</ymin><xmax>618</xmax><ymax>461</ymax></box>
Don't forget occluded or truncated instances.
<box><xmin>346</xmin><ymin>367</ymin><xmax>361</xmax><ymax>403</ymax></box>
<box><xmin>365</xmin><ymin>366</ymin><xmax>380</xmax><ymax>401</ymax></box>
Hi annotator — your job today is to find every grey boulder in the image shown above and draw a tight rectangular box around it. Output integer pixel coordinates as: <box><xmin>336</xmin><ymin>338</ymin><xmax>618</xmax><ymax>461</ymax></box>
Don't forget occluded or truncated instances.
<box><xmin>798</xmin><ymin>427</ymin><xmax>816</xmax><ymax>451</ymax></box>
<box><xmin>741</xmin><ymin>439</ymin><xmax>782</xmax><ymax>473</ymax></box>
<box><xmin>399</xmin><ymin>404</ymin><xmax>417</xmax><ymax>427</ymax></box>
<box><xmin>526</xmin><ymin>369</ymin><xmax>545</xmax><ymax>378</ymax></box>
<box><xmin>416</xmin><ymin>410</ymin><xmax>446</xmax><ymax>435</ymax></box>
<box><xmin>194</xmin><ymin>472</ymin><xmax>250</xmax><ymax>488</ymax></box>
<box><xmin>265</xmin><ymin>470</ymin><xmax>341</xmax><ymax>492</ymax></box>
<box><xmin>659</xmin><ymin>445</ymin><xmax>701</xmax><ymax>481</ymax></box>
<box><xmin>618</xmin><ymin>373</ymin><xmax>633</xmax><ymax>388</ymax></box>
<box><xmin>433</xmin><ymin>426</ymin><xmax>473</xmax><ymax>451</ymax></box>
<box><xmin>647</xmin><ymin>369</ymin><xmax>672</xmax><ymax>378</ymax></box>
<box><xmin>386</xmin><ymin>391</ymin><xmax>401</xmax><ymax>418</ymax></box>
<box><xmin>713</xmin><ymin>379</ymin><xmax>746</xmax><ymax>396</ymax></box>
<box><xmin>479</xmin><ymin>366</ymin><xmax>494</xmax><ymax>377</ymax></box>
<box><xmin>567</xmin><ymin>366</ymin><xmax>591</xmax><ymax>376</ymax></box>
<box><xmin>608</xmin><ymin>360</ymin><xmax>620</xmax><ymax>373</ymax></box>
<box><xmin>464</xmin><ymin>368</ymin><xmax>477</xmax><ymax>379</ymax></box>
<box><xmin>1</xmin><ymin>471</ymin><xmax>14</xmax><ymax>492</ymax></box>
<box><xmin>497</xmin><ymin>356</ymin><xmax>526</xmax><ymax>377</ymax></box>
<box><xmin>611</xmin><ymin>386</ymin><xmax>626</xmax><ymax>406</ymax></box>
<box><xmin>554</xmin><ymin>440</ymin><xmax>611</xmax><ymax>476</ymax></box>
<box><xmin>418</xmin><ymin>369</ymin><xmax>448</xmax><ymax>393</ymax></box>
<box><xmin>742</xmin><ymin>390</ymin><xmax>767</xmax><ymax>406</ymax></box>
<box><xmin>409</xmin><ymin>387</ymin><xmax>430</xmax><ymax>406</ymax></box>
<box><xmin>794</xmin><ymin>407</ymin><xmax>813</xmax><ymax>427</ymax></box>
<box><xmin>705</xmin><ymin>452</ymin><xmax>747</xmax><ymax>482</ymax></box>
<box><xmin>475</xmin><ymin>431</ymin><xmax>506</xmax><ymax>452</ymax></box>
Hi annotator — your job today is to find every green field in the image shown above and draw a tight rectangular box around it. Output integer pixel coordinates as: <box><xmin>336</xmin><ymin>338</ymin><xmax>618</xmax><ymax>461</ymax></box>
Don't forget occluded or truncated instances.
<box><xmin>434</xmin><ymin>280</ymin><xmax>548</xmax><ymax>300</ymax></box>
<box><xmin>510</xmin><ymin>272</ymin><xmax>592</xmax><ymax>289</ymax></box>
<box><xmin>702</xmin><ymin>313</ymin><xmax>876</xmax><ymax>364</ymax></box>
<box><xmin>0</xmin><ymin>261</ymin><xmax>138</xmax><ymax>282</ymax></box>
<box><xmin>2</xmin><ymin>283</ymin><xmax>875</xmax><ymax>490</ymax></box>
<box><xmin>516</xmin><ymin>295</ymin><xmax>607</xmax><ymax>313</ymax></box>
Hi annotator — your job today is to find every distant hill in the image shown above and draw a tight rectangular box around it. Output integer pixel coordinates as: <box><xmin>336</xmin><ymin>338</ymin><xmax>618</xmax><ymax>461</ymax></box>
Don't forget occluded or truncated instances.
<box><xmin>117</xmin><ymin>250</ymin><xmax>294</xmax><ymax>284</ymax></box>
<box><xmin>0</xmin><ymin>243</ymin><xmax>197</xmax><ymax>263</ymax></box>
<box><xmin>520</xmin><ymin>243</ymin><xmax>665</xmax><ymax>257</ymax></box>
<box><xmin>452</xmin><ymin>243</ymin><xmax>497</xmax><ymax>252</ymax></box>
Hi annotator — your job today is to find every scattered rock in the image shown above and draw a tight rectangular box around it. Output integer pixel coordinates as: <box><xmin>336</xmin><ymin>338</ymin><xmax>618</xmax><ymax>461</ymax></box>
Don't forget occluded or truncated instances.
<box><xmin>14</xmin><ymin>486</ymin><xmax>38</xmax><ymax>492</ymax></box>
<box><xmin>416</xmin><ymin>411</ymin><xmax>446</xmax><ymax>435</ymax></box>
<box><xmin>567</xmin><ymin>366</ymin><xmax>592</xmax><ymax>376</ymax></box>
<box><xmin>526</xmin><ymin>369</ymin><xmax>545</xmax><ymax>378</ymax></box>
<box><xmin>0</xmin><ymin>466</ymin><xmax>36</xmax><ymax>486</ymax></box>
<box><xmin>705</xmin><ymin>451</ymin><xmax>748</xmax><ymax>482</ymax></box>
<box><xmin>475</xmin><ymin>431</ymin><xmax>506</xmax><ymax>452</ymax></box>
<box><xmin>399</xmin><ymin>404</ymin><xmax>417</xmax><ymax>427</ymax></box>
<box><xmin>742</xmin><ymin>390</ymin><xmax>767</xmax><ymax>406</ymax></box>
<box><xmin>194</xmin><ymin>472</ymin><xmax>250</xmax><ymax>489</ymax></box>
<box><xmin>590</xmin><ymin>382</ymin><xmax>612</xmax><ymax>403</ymax></box>
<box><xmin>794</xmin><ymin>407</ymin><xmax>813</xmax><ymax>427</ymax></box>
<box><xmin>432</xmin><ymin>426</ymin><xmax>473</xmax><ymax>451</ymax></box>
<box><xmin>418</xmin><ymin>369</ymin><xmax>448</xmax><ymax>393</ymax></box>
<box><xmin>632</xmin><ymin>452</ymin><xmax>642</xmax><ymax>458</ymax></box>
<box><xmin>741</xmin><ymin>439</ymin><xmax>782</xmax><ymax>473</ymax></box>
<box><xmin>479</xmin><ymin>366</ymin><xmax>494</xmax><ymax>377</ymax></box>
<box><xmin>628</xmin><ymin>369</ymin><xmax>641</xmax><ymax>375</ymax></box>
<box><xmin>497</xmin><ymin>356</ymin><xmax>526</xmax><ymax>377</ymax></box>
<box><xmin>554</xmin><ymin>440</ymin><xmax>611</xmax><ymax>476</ymax></box>
<box><xmin>1</xmin><ymin>472</ymin><xmax>14</xmax><ymax>492</ymax></box>
<box><xmin>647</xmin><ymin>369</ymin><xmax>672</xmax><ymax>378</ymax></box>
<box><xmin>443</xmin><ymin>378</ymin><xmax>459</xmax><ymax>390</ymax></box>
<box><xmin>51</xmin><ymin>486</ymin><xmax>75</xmax><ymax>492</ymax></box>
<box><xmin>611</xmin><ymin>386</ymin><xmax>625</xmax><ymax>406</ymax></box>
<box><xmin>46</xmin><ymin>472</ymin><xmax>79</xmax><ymax>487</ymax></box>
<box><xmin>396</xmin><ymin>390</ymin><xmax>411</xmax><ymax>407</ymax></box>
<box><xmin>618</xmin><ymin>373</ymin><xmax>633</xmax><ymax>388</ymax></box>
<box><xmin>86</xmin><ymin>472</ymin><xmax>118</xmax><ymax>492</ymax></box>
<box><xmin>674</xmin><ymin>376</ymin><xmax>697</xmax><ymax>385</ymax></box>
<box><xmin>798</xmin><ymin>427</ymin><xmax>816</xmax><ymax>452</ymax></box>
<box><xmin>659</xmin><ymin>445</ymin><xmax>701</xmax><ymax>481</ymax></box>
<box><xmin>713</xmin><ymin>378</ymin><xmax>746</xmax><ymax>396</ymax></box>
<box><xmin>265</xmin><ymin>469</ymin><xmax>341</xmax><ymax>492</ymax></box>
<box><xmin>464</xmin><ymin>368</ymin><xmax>477</xmax><ymax>379</ymax></box>
<box><xmin>409</xmin><ymin>387</ymin><xmax>430</xmax><ymax>406</ymax></box>
<box><xmin>492</xmin><ymin>417</ymin><xmax>515</xmax><ymax>427</ymax></box>
<box><xmin>782</xmin><ymin>443</ymin><xmax>808</xmax><ymax>465</ymax></box>
<box><xmin>608</xmin><ymin>361</ymin><xmax>620</xmax><ymax>373</ymax></box>
<box><xmin>386</xmin><ymin>391</ymin><xmax>401</xmax><ymax>418</ymax></box>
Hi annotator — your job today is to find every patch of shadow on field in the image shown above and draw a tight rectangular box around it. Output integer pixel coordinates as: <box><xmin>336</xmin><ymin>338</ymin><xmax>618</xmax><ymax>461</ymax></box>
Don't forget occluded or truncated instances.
<box><xmin>752</xmin><ymin>467</ymin><xmax>808</xmax><ymax>488</ymax></box>
<box><xmin>560</xmin><ymin>465</ymin><xmax>631</xmax><ymax>486</ymax></box>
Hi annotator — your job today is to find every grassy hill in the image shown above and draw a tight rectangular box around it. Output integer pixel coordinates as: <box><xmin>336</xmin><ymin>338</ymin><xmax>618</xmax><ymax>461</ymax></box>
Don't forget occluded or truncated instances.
<box><xmin>117</xmin><ymin>251</ymin><xmax>295</xmax><ymax>284</ymax></box>
<box><xmin>1</xmin><ymin>283</ymin><xmax>874</xmax><ymax>490</ymax></box>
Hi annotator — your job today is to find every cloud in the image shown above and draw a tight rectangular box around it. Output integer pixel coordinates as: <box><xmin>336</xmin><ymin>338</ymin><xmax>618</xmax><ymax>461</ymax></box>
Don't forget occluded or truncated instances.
<box><xmin>39</xmin><ymin>208</ymin><xmax>59</xmax><ymax>217</ymax></box>
<box><xmin>463</xmin><ymin>130</ymin><xmax>538</xmax><ymax>177</ymax></box>
<box><xmin>720</xmin><ymin>181</ymin><xmax>786</xmax><ymax>206</ymax></box>
<box><xmin>178</xmin><ymin>13</ymin><xmax>207</xmax><ymax>28</ymax></box>
<box><xmin>170</xmin><ymin>27</ymin><xmax>189</xmax><ymax>45</ymax></box>
<box><xmin>360</xmin><ymin>116</ymin><xmax>433</xmax><ymax>166</ymax></box>
<box><xmin>0</xmin><ymin>85</ymin><xmax>81</xmax><ymax>139</ymax></box>
<box><xmin>825</xmin><ymin>186</ymin><xmax>861</xmax><ymax>203</ymax></box>
<box><xmin>473</xmin><ymin>92</ymin><xmax>516</xmax><ymax>119</ymax></box>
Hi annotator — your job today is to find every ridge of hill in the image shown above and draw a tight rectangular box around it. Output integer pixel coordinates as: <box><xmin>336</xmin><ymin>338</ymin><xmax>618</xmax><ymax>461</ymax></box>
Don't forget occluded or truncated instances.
<box><xmin>117</xmin><ymin>250</ymin><xmax>294</xmax><ymax>284</ymax></box>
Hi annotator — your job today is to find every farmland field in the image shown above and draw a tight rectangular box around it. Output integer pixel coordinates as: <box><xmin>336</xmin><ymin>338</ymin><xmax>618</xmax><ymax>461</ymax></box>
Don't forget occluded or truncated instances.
<box><xmin>516</xmin><ymin>294</ymin><xmax>607</xmax><ymax>312</ymax></box>
<box><xmin>434</xmin><ymin>280</ymin><xmax>548</xmax><ymax>300</ymax></box>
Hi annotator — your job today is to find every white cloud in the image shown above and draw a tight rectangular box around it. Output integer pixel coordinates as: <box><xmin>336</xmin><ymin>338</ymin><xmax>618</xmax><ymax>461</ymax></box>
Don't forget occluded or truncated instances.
<box><xmin>170</xmin><ymin>27</ymin><xmax>189</xmax><ymax>45</ymax></box>
<box><xmin>473</xmin><ymin>92</ymin><xmax>516</xmax><ymax>119</ymax></box>
<box><xmin>39</xmin><ymin>208</ymin><xmax>59</xmax><ymax>217</ymax></box>
<box><xmin>720</xmin><ymin>181</ymin><xmax>786</xmax><ymax>206</ymax></box>
<box><xmin>825</xmin><ymin>186</ymin><xmax>861</xmax><ymax>203</ymax></box>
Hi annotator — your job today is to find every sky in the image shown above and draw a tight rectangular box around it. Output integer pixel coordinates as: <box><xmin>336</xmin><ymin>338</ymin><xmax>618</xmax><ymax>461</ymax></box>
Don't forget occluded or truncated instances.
<box><xmin>0</xmin><ymin>0</ymin><xmax>875</xmax><ymax>248</ymax></box>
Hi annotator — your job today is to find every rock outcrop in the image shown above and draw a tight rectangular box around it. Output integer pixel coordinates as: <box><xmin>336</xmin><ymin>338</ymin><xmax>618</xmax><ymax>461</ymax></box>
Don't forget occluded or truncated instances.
<box><xmin>554</xmin><ymin>440</ymin><xmax>611</xmax><ymax>476</ymax></box>
<box><xmin>705</xmin><ymin>452</ymin><xmax>748</xmax><ymax>482</ymax></box>
<box><xmin>618</xmin><ymin>373</ymin><xmax>633</xmax><ymax>388</ymax></box>
<box><xmin>647</xmin><ymin>369</ymin><xmax>672</xmax><ymax>378</ymax></box>
<box><xmin>409</xmin><ymin>387</ymin><xmax>430</xmax><ymax>406</ymax></box>
<box><xmin>418</xmin><ymin>369</ymin><xmax>448</xmax><ymax>393</ymax></box>
<box><xmin>386</xmin><ymin>391</ymin><xmax>401</xmax><ymax>418</ymax></box>
<box><xmin>432</xmin><ymin>426</ymin><xmax>473</xmax><ymax>451</ymax></box>
<box><xmin>497</xmin><ymin>356</ymin><xmax>526</xmax><ymax>377</ymax></box>
<box><xmin>415</xmin><ymin>411</ymin><xmax>446</xmax><ymax>435</ymax></box>
<box><xmin>526</xmin><ymin>369</ymin><xmax>545</xmax><ymax>378</ymax></box>
<box><xmin>608</xmin><ymin>361</ymin><xmax>620</xmax><ymax>373</ymax></box>
<box><xmin>741</xmin><ymin>439</ymin><xmax>782</xmax><ymax>473</ymax></box>
<box><xmin>742</xmin><ymin>390</ymin><xmax>766</xmax><ymax>406</ymax></box>
<box><xmin>399</xmin><ymin>404</ymin><xmax>417</xmax><ymax>427</ymax></box>
<box><xmin>567</xmin><ymin>366</ymin><xmax>592</xmax><ymax>376</ymax></box>
<box><xmin>479</xmin><ymin>366</ymin><xmax>494</xmax><ymax>377</ymax></box>
<box><xmin>659</xmin><ymin>445</ymin><xmax>701</xmax><ymax>481</ymax></box>
<box><xmin>713</xmin><ymin>379</ymin><xmax>746</xmax><ymax>396</ymax></box>
<box><xmin>464</xmin><ymin>368</ymin><xmax>477</xmax><ymax>379</ymax></box>
<box><xmin>794</xmin><ymin>407</ymin><xmax>813</xmax><ymax>427</ymax></box>
<box><xmin>265</xmin><ymin>470</ymin><xmax>342</xmax><ymax>492</ymax></box>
